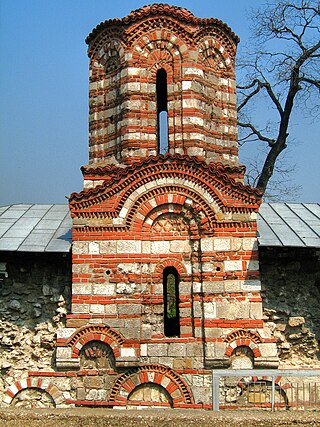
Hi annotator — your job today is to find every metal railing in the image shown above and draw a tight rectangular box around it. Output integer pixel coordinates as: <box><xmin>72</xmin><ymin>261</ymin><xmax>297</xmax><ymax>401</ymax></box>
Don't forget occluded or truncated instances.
<box><xmin>212</xmin><ymin>369</ymin><xmax>320</xmax><ymax>411</ymax></box>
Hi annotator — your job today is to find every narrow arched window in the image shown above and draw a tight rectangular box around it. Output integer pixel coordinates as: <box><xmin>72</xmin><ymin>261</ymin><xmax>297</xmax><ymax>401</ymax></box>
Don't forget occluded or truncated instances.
<box><xmin>163</xmin><ymin>267</ymin><xmax>180</xmax><ymax>337</ymax></box>
<box><xmin>156</xmin><ymin>68</ymin><xmax>168</xmax><ymax>154</ymax></box>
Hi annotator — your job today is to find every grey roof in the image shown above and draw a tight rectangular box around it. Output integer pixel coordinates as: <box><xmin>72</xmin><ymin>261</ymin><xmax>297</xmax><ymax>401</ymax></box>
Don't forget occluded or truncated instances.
<box><xmin>0</xmin><ymin>203</ymin><xmax>319</xmax><ymax>252</ymax></box>
<box><xmin>257</xmin><ymin>203</ymin><xmax>320</xmax><ymax>247</ymax></box>
<box><xmin>0</xmin><ymin>204</ymin><xmax>71</xmax><ymax>252</ymax></box>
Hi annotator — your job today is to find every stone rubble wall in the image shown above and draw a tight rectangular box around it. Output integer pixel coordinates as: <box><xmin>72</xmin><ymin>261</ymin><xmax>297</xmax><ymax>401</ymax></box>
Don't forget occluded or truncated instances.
<box><xmin>0</xmin><ymin>253</ymin><xmax>71</xmax><ymax>405</ymax></box>
<box><xmin>260</xmin><ymin>246</ymin><xmax>320</xmax><ymax>368</ymax></box>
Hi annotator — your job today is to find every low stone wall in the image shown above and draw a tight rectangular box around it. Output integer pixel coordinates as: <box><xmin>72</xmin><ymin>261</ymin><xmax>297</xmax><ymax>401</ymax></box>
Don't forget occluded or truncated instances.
<box><xmin>0</xmin><ymin>252</ymin><xmax>71</xmax><ymax>403</ymax></box>
<box><xmin>260</xmin><ymin>246</ymin><xmax>320</xmax><ymax>368</ymax></box>
<box><xmin>0</xmin><ymin>246</ymin><xmax>319</xmax><ymax>408</ymax></box>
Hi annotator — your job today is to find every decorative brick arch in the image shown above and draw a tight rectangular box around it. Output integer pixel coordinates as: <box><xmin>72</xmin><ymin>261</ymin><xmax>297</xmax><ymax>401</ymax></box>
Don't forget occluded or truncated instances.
<box><xmin>147</xmin><ymin>50</ymin><xmax>174</xmax><ymax>77</ymax></box>
<box><xmin>198</xmin><ymin>37</ymin><xmax>232</xmax><ymax>69</ymax></box>
<box><xmin>140</xmin><ymin>201</ymin><xmax>207</xmax><ymax>235</ymax></box>
<box><xmin>154</xmin><ymin>258</ymin><xmax>188</xmax><ymax>278</ymax></box>
<box><xmin>95</xmin><ymin>38</ymin><xmax>126</xmax><ymax>70</ymax></box>
<box><xmin>4</xmin><ymin>379</ymin><xmax>65</xmax><ymax>406</ymax></box>
<box><xmin>133</xmin><ymin>34</ymin><xmax>185</xmax><ymax>64</ymax></box>
<box><xmin>194</xmin><ymin>28</ymin><xmax>236</xmax><ymax>58</ymax></box>
<box><xmin>67</xmin><ymin>324</ymin><xmax>125</xmax><ymax>359</ymax></box>
<box><xmin>109</xmin><ymin>364</ymin><xmax>194</xmax><ymax>407</ymax></box>
<box><xmin>224</xmin><ymin>329</ymin><xmax>263</xmax><ymax>358</ymax></box>
<box><xmin>71</xmin><ymin>155</ymin><xmax>260</xmax><ymax>212</ymax></box>
<box><xmin>128</xmin><ymin>18</ymin><xmax>193</xmax><ymax>55</ymax></box>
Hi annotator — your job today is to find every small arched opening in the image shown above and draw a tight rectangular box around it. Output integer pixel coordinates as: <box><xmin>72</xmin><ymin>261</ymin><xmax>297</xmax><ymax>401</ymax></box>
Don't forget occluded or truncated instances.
<box><xmin>230</xmin><ymin>345</ymin><xmax>254</xmax><ymax>369</ymax></box>
<box><xmin>127</xmin><ymin>382</ymin><xmax>173</xmax><ymax>408</ymax></box>
<box><xmin>80</xmin><ymin>340</ymin><xmax>115</xmax><ymax>370</ymax></box>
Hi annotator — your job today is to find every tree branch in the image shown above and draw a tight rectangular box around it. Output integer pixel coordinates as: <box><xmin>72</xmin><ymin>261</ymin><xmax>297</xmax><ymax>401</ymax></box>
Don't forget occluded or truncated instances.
<box><xmin>238</xmin><ymin>122</ymin><xmax>276</xmax><ymax>146</ymax></box>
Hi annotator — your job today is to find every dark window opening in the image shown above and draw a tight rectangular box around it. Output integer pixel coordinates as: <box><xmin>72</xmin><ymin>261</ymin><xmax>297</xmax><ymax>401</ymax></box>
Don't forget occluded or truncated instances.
<box><xmin>163</xmin><ymin>267</ymin><xmax>180</xmax><ymax>337</ymax></box>
<box><xmin>156</xmin><ymin>68</ymin><xmax>169</xmax><ymax>154</ymax></box>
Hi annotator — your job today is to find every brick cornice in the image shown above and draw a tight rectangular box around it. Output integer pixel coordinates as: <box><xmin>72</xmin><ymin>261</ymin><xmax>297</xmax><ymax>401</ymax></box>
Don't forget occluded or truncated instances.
<box><xmin>86</xmin><ymin>4</ymin><xmax>239</xmax><ymax>46</ymax></box>
<box><xmin>71</xmin><ymin>155</ymin><xmax>261</xmax><ymax>208</ymax></box>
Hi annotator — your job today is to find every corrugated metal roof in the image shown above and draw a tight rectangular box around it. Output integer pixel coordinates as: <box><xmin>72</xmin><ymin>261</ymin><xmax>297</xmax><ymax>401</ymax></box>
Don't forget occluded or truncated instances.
<box><xmin>0</xmin><ymin>204</ymin><xmax>71</xmax><ymax>252</ymax></box>
<box><xmin>0</xmin><ymin>203</ymin><xmax>319</xmax><ymax>252</ymax></box>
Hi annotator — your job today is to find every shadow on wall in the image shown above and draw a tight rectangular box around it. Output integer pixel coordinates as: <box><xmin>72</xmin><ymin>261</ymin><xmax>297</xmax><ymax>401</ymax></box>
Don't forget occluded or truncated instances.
<box><xmin>260</xmin><ymin>246</ymin><xmax>320</xmax><ymax>366</ymax></box>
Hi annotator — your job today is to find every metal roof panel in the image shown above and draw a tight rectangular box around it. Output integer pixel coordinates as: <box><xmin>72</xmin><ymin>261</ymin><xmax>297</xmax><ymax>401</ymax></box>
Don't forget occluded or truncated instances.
<box><xmin>1</xmin><ymin>203</ymin><xmax>319</xmax><ymax>251</ymax></box>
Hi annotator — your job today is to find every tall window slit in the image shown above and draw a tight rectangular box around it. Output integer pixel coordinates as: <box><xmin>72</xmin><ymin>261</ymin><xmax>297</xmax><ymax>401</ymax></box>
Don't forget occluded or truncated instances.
<box><xmin>163</xmin><ymin>267</ymin><xmax>180</xmax><ymax>337</ymax></box>
<box><xmin>156</xmin><ymin>68</ymin><xmax>169</xmax><ymax>154</ymax></box>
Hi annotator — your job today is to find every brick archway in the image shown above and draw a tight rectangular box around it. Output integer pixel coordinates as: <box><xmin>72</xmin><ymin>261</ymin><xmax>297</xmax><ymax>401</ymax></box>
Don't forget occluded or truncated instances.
<box><xmin>109</xmin><ymin>364</ymin><xmax>194</xmax><ymax>408</ymax></box>
<box><xmin>4</xmin><ymin>379</ymin><xmax>65</xmax><ymax>406</ymax></box>
<box><xmin>224</xmin><ymin>329</ymin><xmax>262</xmax><ymax>358</ymax></box>
<box><xmin>153</xmin><ymin>258</ymin><xmax>187</xmax><ymax>281</ymax></box>
<box><xmin>67</xmin><ymin>324</ymin><xmax>125</xmax><ymax>359</ymax></box>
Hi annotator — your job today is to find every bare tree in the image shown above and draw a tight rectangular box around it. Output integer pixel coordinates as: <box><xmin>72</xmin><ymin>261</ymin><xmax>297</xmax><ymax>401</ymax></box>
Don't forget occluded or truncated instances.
<box><xmin>237</xmin><ymin>0</ymin><xmax>320</xmax><ymax>197</ymax></box>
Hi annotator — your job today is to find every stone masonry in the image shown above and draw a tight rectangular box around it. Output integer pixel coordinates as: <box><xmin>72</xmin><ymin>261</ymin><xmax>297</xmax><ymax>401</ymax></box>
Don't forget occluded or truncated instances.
<box><xmin>2</xmin><ymin>4</ymin><xmax>283</xmax><ymax>409</ymax></box>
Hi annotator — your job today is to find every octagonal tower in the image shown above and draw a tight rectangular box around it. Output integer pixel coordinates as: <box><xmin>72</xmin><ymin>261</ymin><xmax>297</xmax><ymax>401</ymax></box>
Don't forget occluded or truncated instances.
<box><xmin>86</xmin><ymin>3</ymin><xmax>239</xmax><ymax>167</ymax></box>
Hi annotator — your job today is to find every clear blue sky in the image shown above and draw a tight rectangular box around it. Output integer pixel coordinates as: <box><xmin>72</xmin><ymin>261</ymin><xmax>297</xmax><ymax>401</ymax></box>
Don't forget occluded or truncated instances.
<box><xmin>0</xmin><ymin>0</ymin><xmax>319</xmax><ymax>205</ymax></box>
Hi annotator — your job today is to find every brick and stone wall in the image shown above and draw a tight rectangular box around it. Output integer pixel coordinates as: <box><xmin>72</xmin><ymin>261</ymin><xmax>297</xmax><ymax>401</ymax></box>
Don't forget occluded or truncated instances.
<box><xmin>1</xmin><ymin>247</ymin><xmax>319</xmax><ymax>407</ymax></box>
<box><xmin>2</xmin><ymin>4</ymin><xmax>318</xmax><ymax>411</ymax></box>
<box><xmin>86</xmin><ymin>4</ymin><xmax>239</xmax><ymax>167</ymax></box>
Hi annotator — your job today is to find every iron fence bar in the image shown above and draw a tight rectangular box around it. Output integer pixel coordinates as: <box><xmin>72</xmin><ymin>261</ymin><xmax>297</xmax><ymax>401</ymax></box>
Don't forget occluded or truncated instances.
<box><xmin>212</xmin><ymin>371</ymin><xmax>220</xmax><ymax>411</ymax></box>
<box><xmin>271</xmin><ymin>375</ymin><xmax>275</xmax><ymax>412</ymax></box>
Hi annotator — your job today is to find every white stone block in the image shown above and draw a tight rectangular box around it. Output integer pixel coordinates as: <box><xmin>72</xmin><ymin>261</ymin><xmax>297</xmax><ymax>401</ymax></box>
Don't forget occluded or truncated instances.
<box><xmin>56</xmin><ymin>328</ymin><xmax>77</xmax><ymax>339</ymax></box>
<box><xmin>193</xmin><ymin>282</ymin><xmax>202</xmax><ymax>293</ymax></box>
<box><xmin>56</xmin><ymin>347</ymin><xmax>72</xmax><ymax>359</ymax></box>
<box><xmin>119</xmin><ymin>207</ymin><xmax>128</xmax><ymax>219</ymax></box>
<box><xmin>214</xmin><ymin>238</ymin><xmax>231</xmax><ymax>251</ymax></box>
<box><xmin>92</xmin><ymin>284</ymin><xmax>115</xmax><ymax>295</ymax></box>
<box><xmin>72</xmin><ymin>284</ymin><xmax>92</xmax><ymax>295</ymax></box>
<box><xmin>151</xmin><ymin>241</ymin><xmax>170</xmax><ymax>254</ymax></box>
<box><xmin>224</xmin><ymin>260</ymin><xmax>243</xmax><ymax>271</ymax></box>
<box><xmin>204</xmin><ymin>301</ymin><xmax>216</xmax><ymax>319</ymax></box>
<box><xmin>3</xmin><ymin>395</ymin><xmax>12</xmax><ymax>405</ymax></box>
<box><xmin>184</xmin><ymin>67</ymin><xmax>204</xmax><ymax>77</ymax></box>
<box><xmin>121</xmin><ymin>348</ymin><xmax>136</xmax><ymax>358</ymax></box>
<box><xmin>170</xmin><ymin>240</ymin><xmax>190</xmax><ymax>253</ymax></box>
<box><xmin>105</xmin><ymin>304</ymin><xmax>117</xmax><ymax>315</ymax></box>
<box><xmin>242</xmin><ymin>280</ymin><xmax>261</xmax><ymax>291</ymax></box>
<box><xmin>141</xmin><ymin>241</ymin><xmax>151</xmax><ymax>253</ymax></box>
<box><xmin>88</xmin><ymin>242</ymin><xmax>100</xmax><ymax>255</ymax></box>
<box><xmin>117</xmin><ymin>240</ymin><xmax>141</xmax><ymax>254</ymax></box>
<box><xmin>243</xmin><ymin>238</ymin><xmax>258</xmax><ymax>251</ymax></box>
<box><xmin>201</xmin><ymin>238</ymin><xmax>213</xmax><ymax>252</ymax></box>
<box><xmin>224</xmin><ymin>280</ymin><xmax>241</xmax><ymax>292</ymax></box>
<box><xmin>8</xmin><ymin>384</ymin><xmax>19</xmax><ymax>396</ymax></box>
<box><xmin>100</xmin><ymin>240</ymin><xmax>117</xmax><ymax>254</ymax></box>
<box><xmin>90</xmin><ymin>304</ymin><xmax>105</xmax><ymax>314</ymax></box>
<box><xmin>260</xmin><ymin>343</ymin><xmax>278</xmax><ymax>358</ymax></box>
<box><xmin>140</xmin><ymin>344</ymin><xmax>147</xmax><ymax>357</ymax></box>
<box><xmin>72</xmin><ymin>303</ymin><xmax>90</xmax><ymax>313</ymax></box>
<box><xmin>127</xmin><ymin>67</ymin><xmax>140</xmax><ymax>76</ymax></box>
<box><xmin>187</xmin><ymin>147</ymin><xmax>204</xmax><ymax>157</ymax></box>
<box><xmin>205</xmin><ymin>342</ymin><xmax>216</xmax><ymax>358</ymax></box>
<box><xmin>72</xmin><ymin>242</ymin><xmax>89</xmax><ymax>255</ymax></box>
<box><xmin>182</xmin><ymin>80</ymin><xmax>192</xmax><ymax>90</ymax></box>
